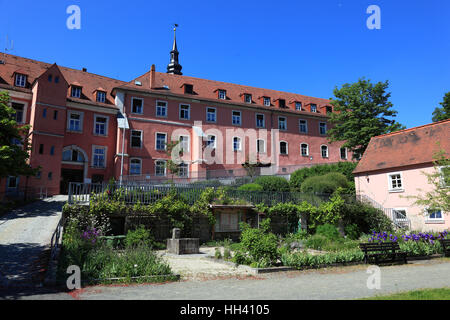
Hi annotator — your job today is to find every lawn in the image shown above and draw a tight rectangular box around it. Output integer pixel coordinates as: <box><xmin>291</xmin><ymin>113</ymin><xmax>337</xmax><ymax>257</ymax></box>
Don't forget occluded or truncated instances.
<box><xmin>363</xmin><ymin>288</ymin><xmax>450</xmax><ymax>300</ymax></box>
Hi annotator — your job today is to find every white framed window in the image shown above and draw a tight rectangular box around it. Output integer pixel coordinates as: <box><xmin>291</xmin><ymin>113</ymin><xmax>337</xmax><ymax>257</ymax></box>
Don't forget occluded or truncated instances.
<box><xmin>218</xmin><ymin>90</ymin><xmax>227</xmax><ymax>100</ymax></box>
<box><xmin>321</xmin><ymin>145</ymin><xmax>328</xmax><ymax>158</ymax></box>
<box><xmin>94</xmin><ymin>114</ymin><xmax>108</xmax><ymax>136</ymax></box>
<box><xmin>340</xmin><ymin>147</ymin><xmax>347</xmax><ymax>160</ymax></box>
<box><xmin>131</xmin><ymin>130</ymin><xmax>142</xmax><ymax>148</ymax></box>
<box><xmin>179</xmin><ymin>104</ymin><xmax>190</xmax><ymax>120</ymax></box>
<box><xmin>7</xmin><ymin>176</ymin><xmax>18</xmax><ymax>189</ymax></box>
<box><xmin>179</xmin><ymin>135</ymin><xmax>190</xmax><ymax>152</ymax></box>
<box><xmin>92</xmin><ymin>146</ymin><xmax>107</xmax><ymax>168</ymax></box>
<box><xmin>278</xmin><ymin>116</ymin><xmax>287</xmax><ymax>131</ymax></box>
<box><xmin>131</xmin><ymin>97</ymin><xmax>144</xmax><ymax>114</ymax></box>
<box><xmin>206</xmin><ymin>135</ymin><xmax>216</xmax><ymax>148</ymax></box>
<box><xmin>11</xmin><ymin>102</ymin><xmax>25</xmax><ymax>123</ymax></box>
<box><xmin>256</xmin><ymin>113</ymin><xmax>265</xmax><ymax>128</ymax></box>
<box><xmin>257</xmin><ymin>139</ymin><xmax>266</xmax><ymax>154</ymax></box>
<box><xmin>232</xmin><ymin>110</ymin><xmax>241</xmax><ymax>126</ymax></box>
<box><xmin>156</xmin><ymin>100</ymin><xmax>168</xmax><ymax>117</ymax></box>
<box><xmin>295</xmin><ymin>102</ymin><xmax>302</xmax><ymax>111</ymax></box>
<box><xmin>130</xmin><ymin>158</ymin><xmax>142</xmax><ymax>175</ymax></box>
<box><xmin>388</xmin><ymin>172</ymin><xmax>404</xmax><ymax>192</ymax></box>
<box><xmin>15</xmin><ymin>74</ymin><xmax>27</xmax><ymax>87</ymax></box>
<box><xmin>206</xmin><ymin>107</ymin><xmax>216</xmax><ymax>122</ymax></box>
<box><xmin>67</xmin><ymin>111</ymin><xmax>84</xmax><ymax>132</ymax></box>
<box><xmin>155</xmin><ymin>132</ymin><xmax>167</xmax><ymax>151</ymax></box>
<box><xmin>96</xmin><ymin>91</ymin><xmax>106</xmax><ymax>103</ymax></box>
<box><xmin>263</xmin><ymin>97</ymin><xmax>271</xmax><ymax>106</ymax></box>
<box><xmin>301</xmin><ymin>143</ymin><xmax>309</xmax><ymax>156</ymax></box>
<box><xmin>425</xmin><ymin>208</ymin><xmax>444</xmax><ymax>222</ymax></box>
<box><xmin>310</xmin><ymin>104</ymin><xmax>317</xmax><ymax>113</ymax></box>
<box><xmin>178</xmin><ymin>163</ymin><xmax>189</xmax><ymax>178</ymax></box>
<box><xmin>71</xmin><ymin>86</ymin><xmax>82</xmax><ymax>98</ymax></box>
<box><xmin>244</xmin><ymin>94</ymin><xmax>252</xmax><ymax>104</ymax></box>
<box><xmin>155</xmin><ymin>160</ymin><xmax>167</xmax><ymax>176</ymax></box>
<box><xmin>233</xmin><ymin>137</ymin><xmax>241</xmax><ymax>151</ymax></box>
<box><xmin>280</xmin><ymin>141</ymin><xmax>288</xmax><ymax>155</ymax></box>
<box><xmin>319</xmin><ymin>122</ymin><xmax>327</xmax><ymax>135</ymax></box>
<box><xmin>439</xmin><ymin>166</ymin><xmax>450</xmax><ymax>187</ymax></box>
<box><xmin>299</xmin><ymin>119</ymin><xmax>308</xmax><ymax>133</ymax></box>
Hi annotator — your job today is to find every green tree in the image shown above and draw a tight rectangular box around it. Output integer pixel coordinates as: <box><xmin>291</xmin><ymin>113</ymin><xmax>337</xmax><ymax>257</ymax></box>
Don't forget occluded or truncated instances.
<box><xmin>431</xmin><ymin>92</ymin><xmax>450</xmax><ymax>122</ymax></box>
<box><xmin>403</xmin><ymin>145</ymin><xmax>450</xmax><ymax>214</ymax></box>
<box><xmin>327</xmin><ymin>79</ymin><xmax>404</xmax><ymax>158</ymax></box>
<box><xmin>0</xmin><ymin>91</ymin><xmax>37</xmax><ymax>179</ymax></box>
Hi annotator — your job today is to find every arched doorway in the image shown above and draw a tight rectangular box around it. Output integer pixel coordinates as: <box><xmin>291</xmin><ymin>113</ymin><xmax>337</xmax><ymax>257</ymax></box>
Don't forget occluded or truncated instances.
<box><xmin>60</xmin><ymin>145</ymin><xmax>88</xmax><ymax>194</ymax></box>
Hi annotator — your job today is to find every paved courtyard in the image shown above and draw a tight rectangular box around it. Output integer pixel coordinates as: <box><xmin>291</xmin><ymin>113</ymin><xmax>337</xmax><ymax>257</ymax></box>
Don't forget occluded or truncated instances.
<box><xmin>2</xmin><ymin>257</ymin><xmax>449</xmax><ymax>300</ymax></box>
<box><xmin>0</xmin><ymin>196</ymin><xmax>66</xmax><ymax>289</ymax></box>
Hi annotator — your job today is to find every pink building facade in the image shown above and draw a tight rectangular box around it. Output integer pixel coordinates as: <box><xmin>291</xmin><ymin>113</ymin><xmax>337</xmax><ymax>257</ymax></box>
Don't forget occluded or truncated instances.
<box><xmin>0</xmin><ymin>42</ymin><xmax>352</xmax><ymax>196</ymax></box>
<box><xmin>353</xmin><ymin>120</ymin><xmax>450</xmax><ymax>232</ymax></box>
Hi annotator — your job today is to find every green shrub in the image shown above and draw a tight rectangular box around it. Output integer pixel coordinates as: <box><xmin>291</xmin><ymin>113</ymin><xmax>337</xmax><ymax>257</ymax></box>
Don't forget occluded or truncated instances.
<box><xmin>223</xmin><ymin>247</ymin><xmax>231</xmax><ymax>260</ymax></box>
<box><xmin>281</xmin><ymin>249</ymin><xmax>364</xmax><ymax>269</ymax></box>
<box><xmin>304</xmin><ymin>234</ymin><xmax>329</xmax><ymax>250</ymax></box>
<box><xmin>300</xmin><ymin>172</ymin><xmax>349</xmax><ymax>194</ymax></box>
<box><xmin>237</xmin><ymin>183</ymin><xmax>264</xmax><ymax>192</ymax></box>
<box><xmin>316</xmin><ymin>223</ymin><xmax>341</xmax><ymax>240</ymax></box>
<box><xmin>290</xmin><ymin>162</ymin><xmax>357</xmax><ymax>191</ymax></box>
<box><xmin>253</xmin><ymin>176</ymin><xmax>290</xmax><ymax>192</ymax></box>
<box><xmin>344</xmin><ymin>223</ymin><xmax>361</xmax><ymax>240</ymax></box>
<box><xmin>125</xmin><ymin>225</ymin><xmax>154</xmax><ymax>248</ymax></box>
<box><xmin>215</xmin><ymin>247</ymin><xmax>222</xmax><ymax>259</ymax></box>
<box><xmin>233</xmin><ymin>218</ymin><xmax>279</xmax><ymax>266</ymax></box>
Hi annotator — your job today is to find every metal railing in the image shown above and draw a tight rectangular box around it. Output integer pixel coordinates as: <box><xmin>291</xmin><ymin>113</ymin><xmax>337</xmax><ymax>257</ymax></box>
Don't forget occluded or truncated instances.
<box><xmin>356</xmin><ymin>194</ymin><xmax>411</xmax><ymax>229</ymax></box>
<box><xmin>68</xmin><ymin>181</ymin><xmax>331</xmax><ymax>206</ymax></box>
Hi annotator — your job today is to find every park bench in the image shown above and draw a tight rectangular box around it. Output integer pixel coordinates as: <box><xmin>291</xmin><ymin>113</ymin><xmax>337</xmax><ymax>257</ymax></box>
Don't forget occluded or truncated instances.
<box><xmin>439</xmin><ymin>239</ymin><xmax>450</xmax><ymax>257</ymax></box>
<box><xmin>359</xmin><ymin>242</ymin><xmax>407</xmax><ymax>265</ymax></box>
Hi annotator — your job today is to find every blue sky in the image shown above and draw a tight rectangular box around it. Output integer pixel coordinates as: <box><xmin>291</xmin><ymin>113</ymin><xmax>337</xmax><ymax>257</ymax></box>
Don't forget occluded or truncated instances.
<box><xmin>1</xmin><ymin>0</ymin><xmax>449</xmax><ymax>128</ymax></box>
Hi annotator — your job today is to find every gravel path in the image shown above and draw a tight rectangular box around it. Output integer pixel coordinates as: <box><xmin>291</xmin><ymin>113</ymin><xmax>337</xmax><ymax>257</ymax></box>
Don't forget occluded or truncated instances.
<box><xmin>0</xmin><ymin>196</ymin><xmax>66</xmax><ymax>289</ymax></box>
<box><xmin>8</xmin><ymin>258</ymin><xmax>450</xmax><ymax>300</ymax></box>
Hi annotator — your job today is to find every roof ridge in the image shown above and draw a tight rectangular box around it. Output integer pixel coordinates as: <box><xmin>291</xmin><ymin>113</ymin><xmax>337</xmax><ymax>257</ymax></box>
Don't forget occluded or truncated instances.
<box><xmin>373</xmin><ymin>118</ymin><xmax>450</xmax><ymax>139</ymax></box>
<box><xmin>1</xmin><ymin>52</ymin><xmax>128</xmax><ymax>84</ymax></box>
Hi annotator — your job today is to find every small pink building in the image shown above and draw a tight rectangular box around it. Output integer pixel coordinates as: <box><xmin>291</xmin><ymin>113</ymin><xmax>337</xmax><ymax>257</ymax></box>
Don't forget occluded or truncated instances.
<box><xmin>353</xmin><ymin>120</ymin><xmax>450</xmax><ymax>232</ymax></box>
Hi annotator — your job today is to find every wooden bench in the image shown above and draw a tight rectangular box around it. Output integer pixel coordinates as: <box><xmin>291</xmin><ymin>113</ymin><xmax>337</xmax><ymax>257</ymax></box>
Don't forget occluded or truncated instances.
<box><xmin>439</xmin><ymin>239</ymin><xmax>450</xmax><ymax>257</ymax></box>
<box><xmin>359</xmin><ymin>242</ymin><xmax>407</xmax><ymax>265</ymax></box>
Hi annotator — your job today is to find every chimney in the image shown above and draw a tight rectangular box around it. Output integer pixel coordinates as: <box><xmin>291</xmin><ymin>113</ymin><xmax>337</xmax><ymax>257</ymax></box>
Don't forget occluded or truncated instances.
<box><xmin>82</xmin><ymin>67</ymin><xmax>87</xmax><ymax>72</ymax></box>
<box><xmin>149</xmin><ymin>64</ymin><xmax>155</xmax><ymax>89</ymax></box>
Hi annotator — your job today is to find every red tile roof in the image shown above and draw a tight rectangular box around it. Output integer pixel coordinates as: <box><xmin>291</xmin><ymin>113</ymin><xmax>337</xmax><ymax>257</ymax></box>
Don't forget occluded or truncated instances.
<box><xmin>353</xmin><ymin>119</ymin><xmax>450</xmax><ymax>174</ymax></box>
<box><xmin>0</xmin><ymin>53</ymin><xmax>126</xmax><ymax>109</ymax></box>
<box><xmin>118</xmin><ymin>70</ymin><xmax>333</xmax><ymax>116</ymax></box>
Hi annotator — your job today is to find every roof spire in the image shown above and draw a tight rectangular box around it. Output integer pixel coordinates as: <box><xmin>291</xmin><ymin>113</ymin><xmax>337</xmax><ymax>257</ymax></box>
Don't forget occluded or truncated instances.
<box><xmin>167</xmin><ymin>24</ymin><xmax>183</xmax><ymax>75</ymax></box>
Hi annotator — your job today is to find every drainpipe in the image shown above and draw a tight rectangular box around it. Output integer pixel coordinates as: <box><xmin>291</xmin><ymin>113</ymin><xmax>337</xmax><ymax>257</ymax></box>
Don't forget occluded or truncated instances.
<box><xmin>120</xmin><ymin>126</ymin><xmax>125</xmax><ymax>186</ymax></box>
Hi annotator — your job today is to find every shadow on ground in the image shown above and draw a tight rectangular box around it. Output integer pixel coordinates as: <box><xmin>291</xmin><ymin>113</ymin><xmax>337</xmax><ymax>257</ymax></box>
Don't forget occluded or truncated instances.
<box><xmin>0</xmin><ymin>199</ymin><xmax>66</xmax><ymax>223</ymax></box>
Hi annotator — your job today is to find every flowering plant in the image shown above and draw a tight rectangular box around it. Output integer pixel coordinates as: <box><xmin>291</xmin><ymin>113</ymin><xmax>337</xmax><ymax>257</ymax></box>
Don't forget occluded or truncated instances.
<box><xmin>81</xmin><ymin>227</ymin><xmax>101</xmax><ymax>245</ymax></box>
<box><xmin>368</xmin><ymin>231</ymin><xmax>398</xmax><ymax>243</ymax></box>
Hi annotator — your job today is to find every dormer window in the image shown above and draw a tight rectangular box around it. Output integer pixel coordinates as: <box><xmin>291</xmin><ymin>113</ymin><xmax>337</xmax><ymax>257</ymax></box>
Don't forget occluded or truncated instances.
<box><xmin>71</xmin><ymin>86</ymin><xmax>82</xmax><ymax>98</ymax></box>
<box><xmin>218</xmin><ymin>89</ymin><xmax>227</xmax><ymax>100</ymax></box>
<box><xmin>244</xmin><ymin>94</ymin><xmax>252</xmax><ymax>104</ymax></box>
<box><xmin>278</xmin><ymin>99</ymin><xmax>286</xmax><ymax>108</ymax></box>
<box><xmin>326</xmin><ymin>106</ymin><xmax>333</xmax><ymax>114</ymax></box>
<box><xmin>15</xmin><ymin>74</ymin><xmax>27</xmax><ymax>87</ymax></box>
<box><xmin>96</xmin><ymin>91</ymin><xmax>106</xmax><ymax>103</ymax></box>
<box><xmin>295</xmin><ymin>102</ymin><xmax>302</xmax><ymax>111</ymax></box>
<box><xmin>263</xmin><ymin>97</ymin><xmax>271</xmax><ymax>106</ymax></box>
<box><xmin>184</xmin><ymin>84</ymin><xmax>194</xmax><ymax>94</ymax></box>
<box><xmin>310</xmin><ymin>104</ymin><xmax>317</xmax><ymax>113</ymax></box>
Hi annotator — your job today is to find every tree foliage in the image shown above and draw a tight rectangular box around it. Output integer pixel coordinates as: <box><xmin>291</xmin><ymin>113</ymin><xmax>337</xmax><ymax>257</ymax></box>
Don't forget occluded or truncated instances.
<box><xmin>327</xmin><ymin>79</ymin><xmax>404</xmax><ymax>157</ymax></box>
<box><xmin>432</xmin><ymin>92</ymin><xmax>450</xmax><ymax>122</ymax></box>
<box><xmin>0</xmin><ymin>91</ymin><xmax>37</xmax><ymax>178</ymax></box>
<box><xmin>403</xmin><ymin>145</ymin><xmax>450</xmax><ymax>214</ymax></box>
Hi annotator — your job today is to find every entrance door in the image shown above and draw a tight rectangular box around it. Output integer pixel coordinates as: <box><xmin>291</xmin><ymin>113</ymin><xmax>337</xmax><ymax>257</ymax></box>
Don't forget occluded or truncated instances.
<box><xmin>60</xmin><ymin>168</ymin><xmax>84</xmax><ymax>194</ymax></box>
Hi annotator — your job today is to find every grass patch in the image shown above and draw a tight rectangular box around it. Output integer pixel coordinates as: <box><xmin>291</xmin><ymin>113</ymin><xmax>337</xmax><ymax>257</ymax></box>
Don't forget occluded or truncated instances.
<box><xmin>362</xmin><ymin>287</ymin><xmax>450</xmax><ymax>300</ymax></box>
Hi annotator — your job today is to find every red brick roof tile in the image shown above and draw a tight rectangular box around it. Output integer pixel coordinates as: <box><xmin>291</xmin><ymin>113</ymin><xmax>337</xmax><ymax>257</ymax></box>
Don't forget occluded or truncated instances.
<box><xmin>353</xmin><ymin>119</ymin><xmax>450</xmax><ymax>174</ymax></box>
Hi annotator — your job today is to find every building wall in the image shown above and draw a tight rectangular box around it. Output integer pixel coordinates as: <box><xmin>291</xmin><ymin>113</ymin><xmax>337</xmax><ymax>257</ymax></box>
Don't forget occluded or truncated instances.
<box><xmin>355</xmin><ymin>164</ymin><xmax>449</xmax><ymax>232</ymax></box>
